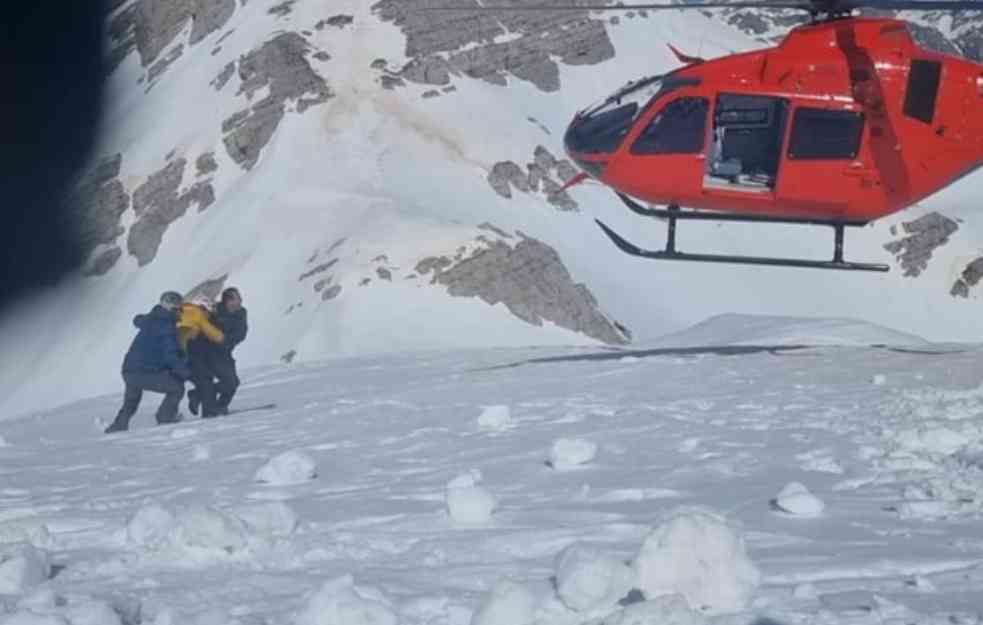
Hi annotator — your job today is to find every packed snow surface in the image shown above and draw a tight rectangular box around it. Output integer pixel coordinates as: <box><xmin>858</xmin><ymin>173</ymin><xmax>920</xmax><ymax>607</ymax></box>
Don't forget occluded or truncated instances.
<box><xmin>3</xmin><ymin>329</ymin><xmax>983</xmax><ymax>623</ymax></box>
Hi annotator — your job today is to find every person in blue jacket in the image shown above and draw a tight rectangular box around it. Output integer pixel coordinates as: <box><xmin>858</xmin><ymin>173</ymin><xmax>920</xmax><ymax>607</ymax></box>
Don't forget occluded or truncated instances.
<box><xmin>104</xmin><ymin>291</ymin><xmax>192</xmax><ymax>434</ymax></box>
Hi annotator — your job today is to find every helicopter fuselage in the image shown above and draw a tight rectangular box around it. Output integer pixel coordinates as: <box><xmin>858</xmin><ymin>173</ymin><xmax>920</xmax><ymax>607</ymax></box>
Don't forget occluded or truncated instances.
<box><xmin>565</xmin><ymin>17</ymin><xmax>983</xmax><ymax>221</ymax></box>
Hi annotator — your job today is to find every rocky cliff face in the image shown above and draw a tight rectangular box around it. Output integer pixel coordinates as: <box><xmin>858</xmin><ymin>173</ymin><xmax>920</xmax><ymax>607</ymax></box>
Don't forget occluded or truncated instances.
<box><xmin>72</xmin><ymin>0</ymin><xmax>631</xmax><ymax>355</ymax></box>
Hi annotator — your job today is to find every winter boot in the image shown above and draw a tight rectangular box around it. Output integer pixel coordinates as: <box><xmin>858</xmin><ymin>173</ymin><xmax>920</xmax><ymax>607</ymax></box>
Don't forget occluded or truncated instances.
<box><xmin>104</xmin><ymin>419</ymin><xmax>128</xmax><ymax>434</ymax></box>
<box><xmin>157</xmin><ymin>412</ymin><xmax>183</xmax><ymax>425</ymax></box>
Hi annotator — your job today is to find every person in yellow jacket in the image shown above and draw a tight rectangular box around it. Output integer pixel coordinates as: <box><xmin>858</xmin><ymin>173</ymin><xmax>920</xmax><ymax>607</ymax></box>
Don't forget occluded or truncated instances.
<box><xmin>177</xmin><ymin>296</ymin><xmax>225</xmax><ymax>418</ymax></box>
<box><xmin>177</xmin><ymin>297</ymin><xmax>225</xmax><ymax>352</ymax></box>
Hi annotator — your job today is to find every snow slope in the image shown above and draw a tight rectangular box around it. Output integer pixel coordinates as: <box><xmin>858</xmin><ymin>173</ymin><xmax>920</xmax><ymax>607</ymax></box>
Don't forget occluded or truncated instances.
<box><xmin>651</xmin><ymin>313</ymin><xmax>930</xmax><ymax>348</ymax></box>
<box><xmin>3</xmin><ymin>323</ymin><xmax>983</xmax><ymax>624</ymax></box>
<box><xmin>3</xmin><ymin>1</ymin><xmax>983</xmax><ymax>415</ymax></box>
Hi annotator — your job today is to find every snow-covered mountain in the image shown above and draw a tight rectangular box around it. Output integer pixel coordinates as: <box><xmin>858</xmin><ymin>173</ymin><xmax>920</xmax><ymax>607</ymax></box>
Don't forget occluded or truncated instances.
<box><xmin>3</xmin><ymin>0</ymin><xmax>983</xmax><ymax>416</ymax></box>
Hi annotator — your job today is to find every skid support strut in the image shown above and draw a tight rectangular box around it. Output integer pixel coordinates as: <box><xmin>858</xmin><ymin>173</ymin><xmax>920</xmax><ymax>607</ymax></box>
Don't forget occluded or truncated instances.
<box><xmin>596</xmin><ymin>194</ymin><xmax>889</xmax><ymax>272</ymax></box>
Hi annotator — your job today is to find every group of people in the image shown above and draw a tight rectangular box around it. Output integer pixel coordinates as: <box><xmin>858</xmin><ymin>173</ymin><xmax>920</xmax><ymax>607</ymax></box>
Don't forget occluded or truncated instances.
<box><xmin>104</xmin><ymin>287</ymin><xmax>248</xmax><ymax>433</ymax></box>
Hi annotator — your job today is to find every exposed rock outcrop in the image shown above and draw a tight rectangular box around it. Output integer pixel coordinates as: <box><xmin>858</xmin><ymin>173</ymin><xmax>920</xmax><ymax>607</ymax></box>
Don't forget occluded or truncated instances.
<box><xmin>488</xmin><ymin>146</ymin><xmax>579</xmax><ymax>210</ymax></box>
<box><xmin>70</xmin><ymin>154</ymin><xmax>131</xmax><ymax>276</ymax></box>
<box><xmin>951</xmin><ymin>258</ymin><xmax>983</xmax><ymax>298</ymax></box>
<box><xmin>146</xmin><ymin>44</ymin><xmax>184</xmax><ymax>85</ymax></box>
<box><xmin>127</xmin><ymin>159</ymin><xmax>216</xmax><ymax>266</ymax></box>
<box><xmin>268</xmin><ymin>0</ymin><xmax>295</xmax><ymax>17</ymax></box>
<box><xmin>212</xmin><ymin>61</ymin><xmax>235</xmax><ymax>90</ymax></box>
<box><xmin>417</xmin><ymin>231</ymin><xmax>629</xmax><ymax>345</ymax></box>
<box><xmin>107</xmin><ymin>0</ymin><xmax>237</xmax><ymax>76</ymax></box>
<box><xmin>196</xmin><ymin>152</ymin><xmax>218</xmax><ymax>176</ymax></box>
<box><xmin>222</xmin><ymin>33</ymin><xmax>333</xmax><ymax>170</ymax></box>
<box><xmin>372</xmin><ymin>0</ymin><xmax>615</xmax><ymax>92</ymax></box>
<box><xmin>316</xmin><ymin>15</ymin><xmax>354</xmax><ymax>30</ymax></box>
<box><xmin>82</xmin><ymin>246</ymin><xmax>124</xmax><ymax>277</ymax></box>
<box><xmin>883</xmin><ymin>212</ymin><xmax>959</xmax><ymax>277</ymax></box>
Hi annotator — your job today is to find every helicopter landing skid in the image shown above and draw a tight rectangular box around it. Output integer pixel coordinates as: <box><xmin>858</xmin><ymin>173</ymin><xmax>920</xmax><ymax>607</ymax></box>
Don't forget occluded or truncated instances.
<box><xmin>598</xmin><ymin>193</ymin><xmax>890</xmax><ymax>272</ymax></box>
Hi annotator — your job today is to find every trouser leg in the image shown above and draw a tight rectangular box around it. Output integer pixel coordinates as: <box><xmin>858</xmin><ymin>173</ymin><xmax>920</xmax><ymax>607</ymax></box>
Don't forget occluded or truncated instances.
<box><xmin>109</xmin><ymin>379</ymin><xmax>143</xmax><ymax>430</ymax></box>
<box><xmin>133</xmin><ymin>371</ymin><xmax>186</xmax><ymax>424</ymax></box>
<box><xmin>190</xmin><ymin>359</ymin><xmax>218</xmax><ymax>417</ymax></box>
<box><xmin>213</xmin><ymin>355</ymin><xmax>240</xmax><ymax>412</ymax></box>
<box><xmin>189</xmin><ymin>342</ymin><xmax>219</xmax><ymax>417</ymax></box>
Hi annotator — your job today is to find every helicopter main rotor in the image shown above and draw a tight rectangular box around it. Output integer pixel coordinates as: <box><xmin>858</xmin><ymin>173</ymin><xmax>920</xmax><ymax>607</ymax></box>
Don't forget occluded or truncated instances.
<box><xmin>427</xmin><ymin>0</ymin><xmax>983</xmax><ymax>23</ymax></box>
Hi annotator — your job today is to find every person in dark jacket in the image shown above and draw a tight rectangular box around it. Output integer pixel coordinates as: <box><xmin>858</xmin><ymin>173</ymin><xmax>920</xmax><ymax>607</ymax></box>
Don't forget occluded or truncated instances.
<box><xmin>104</xmin><ymin>291</ymin><xmax>191</xmax><ymax>434</ymax></box>
<box><xmin>188</xmin><ymin>287</ymin><xmax>247</xmax><ymax>417</ymax></box>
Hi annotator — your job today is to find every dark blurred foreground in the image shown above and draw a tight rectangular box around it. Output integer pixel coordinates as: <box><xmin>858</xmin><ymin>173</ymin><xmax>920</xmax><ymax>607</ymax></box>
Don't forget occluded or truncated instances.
<box><xmin>0</xmin><ymin>5</ymin><xmax>106</xmax><ymax>314</ymax></box>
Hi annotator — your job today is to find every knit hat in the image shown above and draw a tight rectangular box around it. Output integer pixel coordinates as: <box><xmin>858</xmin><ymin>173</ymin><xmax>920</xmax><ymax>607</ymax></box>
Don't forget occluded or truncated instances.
<box><xmin>159</xmin><ymin>291</ymin><xmax>183</xmax><ymax>311</ymax></box>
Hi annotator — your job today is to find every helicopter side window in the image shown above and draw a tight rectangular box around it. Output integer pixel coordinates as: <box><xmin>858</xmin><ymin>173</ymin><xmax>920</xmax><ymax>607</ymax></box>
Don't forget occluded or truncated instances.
<box><xmin>903</xmin><ymin>59</ymin><xmax>942</xmax><ymax>124</ymax></box>
<box><xmin>630</xmin><ymin>97</ymin><xmax>709</xmax><ymax>155</ymax></box>
<box><xmin>787</xmin><ymin>108</ymin><xmax>864</xmax><ymax>160</ymax></box>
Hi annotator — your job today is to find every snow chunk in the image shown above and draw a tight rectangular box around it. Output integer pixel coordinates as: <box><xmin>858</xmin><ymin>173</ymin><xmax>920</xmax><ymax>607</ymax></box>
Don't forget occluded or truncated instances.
<box><xmin>254</xmin><ymin>450</ymin><xmax>318</xmax><ymax>486</ymax></box>
<box><xmin>17</xmin><ymin>587</ymin><xmax>59</xmax><ymax>612</ymax></box>
<box><xmin>633</xmin><ymin>508</ymin><xmax>760</xmax><ymax>614</ymax></box>
<box><xmin>446</xmin><ymin>471</ymin><xmax>497</xmax><ymax>524</ymax></box>
<box><xmin>894</xmin><ymin>426</ymin><xmax>971</xmax><ymax>456</ymax></box>
<box><xmin>126</xmin><ymin>503</ymin><xmax>177</xmax><ymax>549</ymax></box>
<box><xmin>478</xmin><ymin>405</ymin><xmax>513</xmax><ymax>432</ymax></box>
<box><xmin>795</xmin><ymin>449</ymin><xmax>844</xmax><ymax>475</ymax></box>
<box><xmin>295</xmin><ymin>574</ymin><xmax>397</xmax><ymax>625</ymax></box>
<box><xmin>554</xmin><ymin>543</ymin><xmax>634</xmax><ymax>612</ymax></box>
<box><xmin>63</xmin><ymin>598</ymin><xmax>124</xmax><ymax>625</ymax></box>
<box><xmin>0</xmin><ymin>434</ymin><xmax>8</xmax><ymax>447</ymax></box>
<box><xmin>0</xmin><ymin>519</ymin><xmax>51</xmax><ymax>548</ymax></box>
<box><xmin>171</xmin><ymin>506</ymin><xmax>247</xmax><ymax>554</ymax></box>
<box><xmin>192</xmin><ymin>444</ymin><xmax>211</xmax><ymax>461</ymax></box>
<box><xmin>872</xmin><ymin>374</ymin><xmax>887</xmax><ymax>386</ymax></box>
<box><xmin>127</xmin><ymin>502</ymin><xmax>252</xmax><ymax>555</ymax></box>
<box><xmin>470</xmin><ymin>578</ymin><xmax>537</xmax><ymax>625</ymax></box>
<box><xmin>771</xmin><ymin>482</ymin><xmax>825</xmax><ymax>518</ymax></box>
<box><xmin>170</xmin><ymin>427</ymin><xmax>198</xmax><ymax>439</ymax></box>
<box><xmin>0</xmin><ymin>543</ymin><xmax>51</xmax><ymax>595</ymax></box>
<box><xmin>897</xmin><ymin>500</ymin><xmax>954</xmax><ymax>520</ymax></box>
<box><xmin>232</xmin><ymin>501</ymin><xmax>299</xmax><ymax>538</ymax></box>
<box><xmin>549</xmin><ymin>438</ymin><xmax>598</xmax><ymax>469</ymax></box>
<box><xmin>591</xmin><ymin>594</ymin><xmax>704</xmax><ymax>625</ymax></box>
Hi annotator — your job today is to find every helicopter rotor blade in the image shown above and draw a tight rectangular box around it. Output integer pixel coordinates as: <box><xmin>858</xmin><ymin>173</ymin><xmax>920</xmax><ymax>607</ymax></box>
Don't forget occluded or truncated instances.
<box><xmin>422</xmin><ymin>0</ymin><xmax>983</xmax><ymax>11</ymax></box>
<box><xmin>847</xmin><ymin>0</ymin><xmax>983</xmax><ymax>9</ymax></box>
<box><xmin>422</xmin><ymin>2</ymin><xmax>813</xmax><ymax>12</ymax></box>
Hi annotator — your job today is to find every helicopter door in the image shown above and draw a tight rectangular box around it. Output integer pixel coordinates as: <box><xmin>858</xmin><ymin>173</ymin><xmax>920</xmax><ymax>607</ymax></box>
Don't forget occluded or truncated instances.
<box><xmin>628</xmin><ymin>96</ymin><xmax>710</xmax><ymax>195</ymax></box>
<box><xmin>776</xmin><ymin>106</ymin><xmax>866</xmax><ymax>214</ymax></box>
<box><xmin>704</xmin><ymin>94</ymin><xmax>789</xmax><ymax>193</ymax></box>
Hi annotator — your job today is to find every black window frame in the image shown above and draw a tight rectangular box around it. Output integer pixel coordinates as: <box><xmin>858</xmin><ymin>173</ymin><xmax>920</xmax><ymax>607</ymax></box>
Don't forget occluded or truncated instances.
<box><xmin>787</xmin><ymin>107</ymin><xmax>864</xmax><ymax>160</ymax></box>
<box><xmin>903</xmin><ymin>59</ymin><xmax>942</xmax><ymax>124</ymax></box>
<box><xmin>630</xmin><ymin>96</ymin><xmax>709</xmax><ymax>155</ymax></box>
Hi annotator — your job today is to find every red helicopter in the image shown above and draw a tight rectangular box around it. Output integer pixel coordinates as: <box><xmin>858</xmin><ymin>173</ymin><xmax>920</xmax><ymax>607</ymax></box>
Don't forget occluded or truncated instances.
<box><xmin>446</xmin><ymin>0</ymin><xmax>983</xmax><ymax>271</ymax></box>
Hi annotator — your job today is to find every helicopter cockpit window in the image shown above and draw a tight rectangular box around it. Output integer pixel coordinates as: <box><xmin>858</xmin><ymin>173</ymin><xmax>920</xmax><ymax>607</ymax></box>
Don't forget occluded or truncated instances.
<box><xmin>787</xmin><ymin>108</ymin><xmax>864</xmax><ymax>160</ymax></box>
<box><xmin>565</xmin><ymin>75</ymin><xmax>702</xmax><ymax>155</ymax></box>
<box><xmin>565</xmin><ymin>76</ymin><xmax>666</xmax><ymax>155</ymax></box>
<box><xmin>630</xmin><ymin>97</ymin><xmax>709</xmax><ymax>154</ymax></box>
